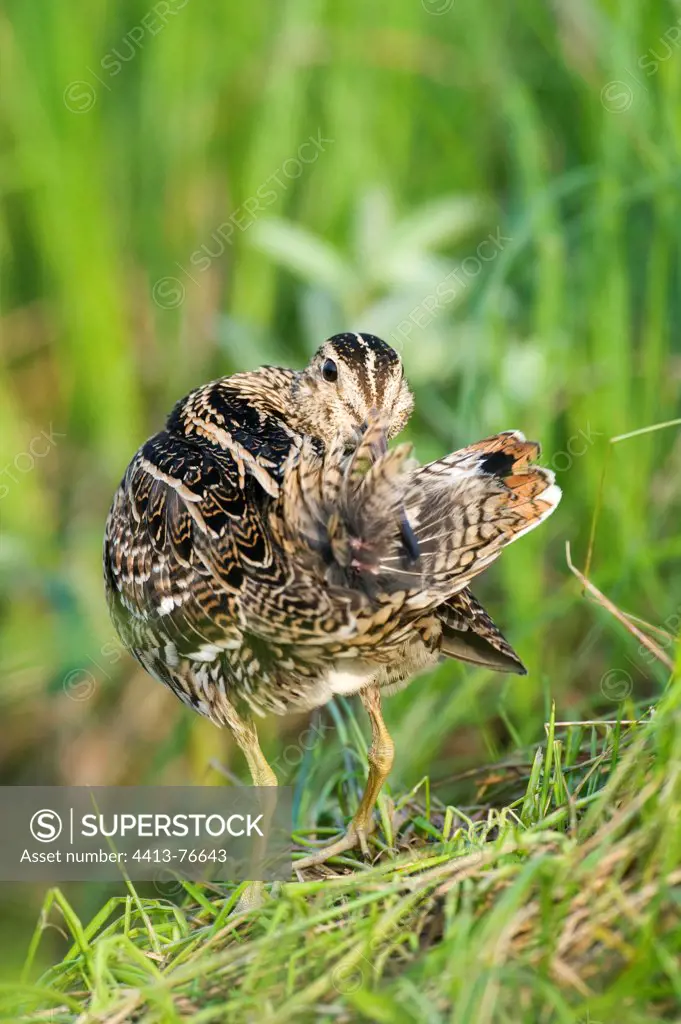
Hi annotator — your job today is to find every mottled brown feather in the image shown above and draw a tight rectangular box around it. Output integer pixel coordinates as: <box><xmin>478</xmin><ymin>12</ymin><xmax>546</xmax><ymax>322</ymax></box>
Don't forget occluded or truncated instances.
<box><xmin>104</xmin><ymin>335</ymin><xmax>559</xmax><ymax>722</ymax></box>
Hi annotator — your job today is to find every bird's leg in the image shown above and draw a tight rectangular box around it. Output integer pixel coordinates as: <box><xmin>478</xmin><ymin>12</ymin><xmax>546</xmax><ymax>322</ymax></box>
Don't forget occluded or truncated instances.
<box><xmin>295</xmin><ymin>684</ymin><xmax>394</xmax><ymax>870</ymax></box>
<box><xmin>222</xmin><ymin>700</ymin><xmax>277</xmax><ymax>910</ymax></box>
<box><xmin>353</xmin><ymin>684</ymin><xmax>395</xmax><ymax>852</ymax></box>
<box><xmin>223</xmin><ymin>701</ymin><xmax>278</xmax><ymax>788</ymax></box>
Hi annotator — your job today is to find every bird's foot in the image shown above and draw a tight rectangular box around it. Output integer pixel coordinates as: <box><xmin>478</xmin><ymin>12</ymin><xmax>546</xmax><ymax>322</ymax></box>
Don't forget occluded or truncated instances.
<box><xmin>233</xmin><ymin>880</ymin><xmax>266</xmax><ymax>913</ymax></box>
<box><xmin>294</xmin><ymin>817</ymin><xmax>375</xmax><ymax>871</ymax></box>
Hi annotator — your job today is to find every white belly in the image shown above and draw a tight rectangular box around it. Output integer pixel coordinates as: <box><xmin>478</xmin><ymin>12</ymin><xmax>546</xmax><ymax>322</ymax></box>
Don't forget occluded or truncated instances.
<box><xmin>324</xmin><ymin>663</ymin><xmax>376</xmax><ymax>696</ymax></box>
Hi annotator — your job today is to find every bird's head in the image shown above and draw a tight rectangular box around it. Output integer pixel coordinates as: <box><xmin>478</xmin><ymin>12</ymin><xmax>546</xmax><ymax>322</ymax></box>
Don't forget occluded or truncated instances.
<box><xmin>292</xmin><ymin>333</ymin><xmax>413</xmax><ymax>446</ymax></box>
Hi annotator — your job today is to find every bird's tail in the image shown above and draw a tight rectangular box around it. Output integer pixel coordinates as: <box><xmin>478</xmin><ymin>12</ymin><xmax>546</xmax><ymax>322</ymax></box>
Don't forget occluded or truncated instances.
<box><xmin>276</xmin><ymin>414</ymin><xmax>416</xmax><ymax>592</ymax></box>
<box><xmin>378</xmin><ymin>430</ymin><xmax>561</xmax><ymax>598</ymax></box>
<box><xmin>277</xmin><ymin>423</ymin><xmax>560</xmax><ymax>604</ymax></box>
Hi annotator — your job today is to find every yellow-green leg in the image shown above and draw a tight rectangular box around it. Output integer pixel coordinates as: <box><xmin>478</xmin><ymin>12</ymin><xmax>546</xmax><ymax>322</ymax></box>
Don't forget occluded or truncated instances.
<box><xmin>224</xmin><ymin>701</ymin><xmax>278</xmax><ymax>788</ymax></box>
<box><xmin>295</xmin><ymin>684</ymin><xmax>394</xmax><ymax>870</ymax></box>
<box><xmin>223</xmin><ymin>700</ymin><xmax>277</xmax><ymax>909</ymax></box>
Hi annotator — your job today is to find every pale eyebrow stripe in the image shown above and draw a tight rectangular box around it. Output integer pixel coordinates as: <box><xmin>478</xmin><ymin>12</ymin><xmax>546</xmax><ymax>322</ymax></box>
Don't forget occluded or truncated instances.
<box><xmin>355</xmin><ymin>332</ymin><xmax>378</xmax><ymax>405</ymax></box>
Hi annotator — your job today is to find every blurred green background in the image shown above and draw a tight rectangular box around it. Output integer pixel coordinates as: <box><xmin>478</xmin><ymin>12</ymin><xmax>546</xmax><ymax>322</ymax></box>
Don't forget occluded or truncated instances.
<box><xmin>2</xmin><ymin>0</ymin><xmax>680</xmax><ymax>981</ymax></box>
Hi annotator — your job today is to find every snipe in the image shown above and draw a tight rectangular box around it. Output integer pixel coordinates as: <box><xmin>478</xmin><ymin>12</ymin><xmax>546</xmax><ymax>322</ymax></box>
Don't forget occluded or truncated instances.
<box><xmin>103</xmin><ymin>333</ymin><xmax>560</xmax><ymax>868</ymax></box>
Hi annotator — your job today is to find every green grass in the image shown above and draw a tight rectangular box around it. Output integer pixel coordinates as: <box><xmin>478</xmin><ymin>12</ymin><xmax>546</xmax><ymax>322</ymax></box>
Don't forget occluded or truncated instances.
<box><xmin>3</xmin><ymin>692</ymin><xmax>681</xmax><ymax>1022</ymax></box>
<box><xmin>2</xmin><ymin>0</ymin><xmax>681</xmax><ymax>1016</ymax></box>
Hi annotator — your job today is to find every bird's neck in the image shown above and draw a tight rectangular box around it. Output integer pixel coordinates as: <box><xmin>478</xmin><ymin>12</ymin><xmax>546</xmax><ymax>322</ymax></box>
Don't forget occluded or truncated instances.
<box><xmin>226</xmin><ymin>365</ymin><xmax>307</xmax><ymax>432</ymax></box>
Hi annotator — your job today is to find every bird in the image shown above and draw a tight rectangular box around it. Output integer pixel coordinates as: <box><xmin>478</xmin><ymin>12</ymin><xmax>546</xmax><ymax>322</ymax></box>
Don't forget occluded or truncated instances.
<box><xmin>103</xmin><ymin>332</ymin><xmax>561</xmax><ymax>868</ymax></box>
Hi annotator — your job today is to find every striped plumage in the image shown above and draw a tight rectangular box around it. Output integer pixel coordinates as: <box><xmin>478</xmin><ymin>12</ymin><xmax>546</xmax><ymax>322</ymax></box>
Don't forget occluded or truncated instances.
<box><xmin>104</xmin><ymin>332</ymin><xmax>560</xmax><ymax>866</ymax></box>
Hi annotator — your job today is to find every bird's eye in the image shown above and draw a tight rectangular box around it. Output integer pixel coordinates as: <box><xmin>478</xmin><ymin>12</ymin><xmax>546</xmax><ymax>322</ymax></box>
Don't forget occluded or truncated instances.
<box><xmin>321</xmin><ymin>358</ymin><xmax>338</xmax><ymax>382</ymax></box>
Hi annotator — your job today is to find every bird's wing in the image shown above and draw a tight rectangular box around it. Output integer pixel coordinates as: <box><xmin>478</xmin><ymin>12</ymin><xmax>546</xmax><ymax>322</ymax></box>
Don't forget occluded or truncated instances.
<box><xmin>436</xmin><ymin>587</ymin><xmax>526</xmax><ymax>674</ymax></box>
<box><xmin>103</xmin><ymin>419</ymin><xmax>289</xmax><ymax>669</ymax></box>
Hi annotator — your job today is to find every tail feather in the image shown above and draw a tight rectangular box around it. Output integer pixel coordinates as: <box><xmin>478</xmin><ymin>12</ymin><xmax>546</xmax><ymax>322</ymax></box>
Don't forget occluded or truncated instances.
<box><xmin>276</xmin><ymin>415</ymin><xmax>415</xmax><ymax>588</ymax></box>
<box><xmin>277</xmin><ymin>426</ymin><xmax>559</xmax><ymax>611</ymax></box>
<box><xmin>381</xmin><ymin>430</ymin><xmax>560</xmax><ymax>598</ymax></box>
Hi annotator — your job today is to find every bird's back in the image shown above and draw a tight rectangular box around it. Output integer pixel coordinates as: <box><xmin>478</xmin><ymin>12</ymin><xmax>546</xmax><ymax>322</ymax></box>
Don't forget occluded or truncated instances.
<box><xmin>103</xmin><ymin>369</ymin><xmax>307</xmax><ymax>717</ymax></box>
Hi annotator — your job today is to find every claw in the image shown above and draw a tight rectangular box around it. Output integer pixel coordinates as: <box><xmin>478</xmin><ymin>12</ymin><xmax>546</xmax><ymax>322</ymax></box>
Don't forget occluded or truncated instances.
<box><xmin>294</xmin><ymin>818</ymin><xmax>375</xmax><ymax>871</ymax></box>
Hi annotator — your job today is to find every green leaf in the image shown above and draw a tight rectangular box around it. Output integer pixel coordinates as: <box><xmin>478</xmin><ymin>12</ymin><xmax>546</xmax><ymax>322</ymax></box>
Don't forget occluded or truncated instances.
<box><xmin>249</xmin><ymin>219</ymin><xmax>357</xmax><ymax>296</ymax></box>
